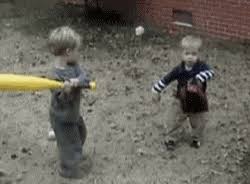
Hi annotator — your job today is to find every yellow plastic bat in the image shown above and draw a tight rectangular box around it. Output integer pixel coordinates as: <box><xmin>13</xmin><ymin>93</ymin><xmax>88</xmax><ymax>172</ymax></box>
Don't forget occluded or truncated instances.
<box><xmin>0</xmin><ymin>74</ymin><xmax>96</xmax><ymax>91</ymax></box>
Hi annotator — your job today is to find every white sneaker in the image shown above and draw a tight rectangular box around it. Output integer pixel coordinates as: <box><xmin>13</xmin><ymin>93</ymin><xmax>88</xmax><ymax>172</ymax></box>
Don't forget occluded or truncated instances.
<box><xmin>48</xmin><ymin>129</ymin><xmax>56</xmax><ymax>141</ymax></box>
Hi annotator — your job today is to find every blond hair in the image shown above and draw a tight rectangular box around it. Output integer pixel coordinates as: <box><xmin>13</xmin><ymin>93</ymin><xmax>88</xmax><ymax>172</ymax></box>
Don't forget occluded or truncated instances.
<box><xmin>48</xmin><ymin>26</ymin><xmax>81</xmax><ymax>56</ymax></box>
<box><xmin>181</xmin><ymin>35</ymin><xmax>202</xmax><ymax>51</ymax></box>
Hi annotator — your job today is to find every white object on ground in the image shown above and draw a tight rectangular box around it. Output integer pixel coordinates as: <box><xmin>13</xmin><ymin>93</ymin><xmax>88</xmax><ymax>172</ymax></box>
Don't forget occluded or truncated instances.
<box><xmin>135</xmin><ymin>26</ymin><xmax>145</xmax><ymax>36</ymax></box>
<box><xmin>48</xmin><ymin>129</ymin><xmax>56</xmax><ymax>141</ymax></box>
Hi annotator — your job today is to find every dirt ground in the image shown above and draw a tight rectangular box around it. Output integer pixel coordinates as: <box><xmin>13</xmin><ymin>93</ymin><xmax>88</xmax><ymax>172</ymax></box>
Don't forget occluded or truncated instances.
<box><xmin>0</xmin><ymin>2</ymin><xmax>250</xmax><ymax>184</ymax></box>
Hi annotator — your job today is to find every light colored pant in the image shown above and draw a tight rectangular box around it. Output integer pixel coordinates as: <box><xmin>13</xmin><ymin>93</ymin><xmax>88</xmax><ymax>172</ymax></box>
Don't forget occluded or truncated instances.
<box><xmin>166</xmin><ymin>99</ymin><xmax>208</xmax><ymax>142</ymax></box>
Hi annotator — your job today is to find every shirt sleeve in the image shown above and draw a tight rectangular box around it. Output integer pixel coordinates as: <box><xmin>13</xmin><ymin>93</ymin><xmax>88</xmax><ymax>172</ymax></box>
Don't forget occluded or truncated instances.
<box><xmin>152</xmin><ymin>64</ymin><xmax>181</xmax><ymax>94</ymax></box>
<box><xmin>75</xmin><ymin>65</ymin><xmax>91</xmax><ymax>88</ymax></box>
<box><xmin>48</xmin><ymin>69</ymin><xmax>66</xmax><ymax>100</ymax></box>
<box><xmin>195</xmin><ymin>63</ymin><xmax>215</xmax><ymax>83</ymax></box>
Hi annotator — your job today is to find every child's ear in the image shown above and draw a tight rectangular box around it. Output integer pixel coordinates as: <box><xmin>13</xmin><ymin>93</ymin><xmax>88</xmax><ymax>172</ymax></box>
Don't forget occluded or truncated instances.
<box><xmin>66</xmin><ymin>48</ymin><xmax>71</xmax><ymax>56</ymax></box>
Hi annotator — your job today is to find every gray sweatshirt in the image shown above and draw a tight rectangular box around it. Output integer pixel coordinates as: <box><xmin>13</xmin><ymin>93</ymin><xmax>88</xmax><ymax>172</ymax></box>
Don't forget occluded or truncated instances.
<box><xmin>49</xmin><ymin>63</ymin><xmax>90</xmax><ymax>123</ymax></box>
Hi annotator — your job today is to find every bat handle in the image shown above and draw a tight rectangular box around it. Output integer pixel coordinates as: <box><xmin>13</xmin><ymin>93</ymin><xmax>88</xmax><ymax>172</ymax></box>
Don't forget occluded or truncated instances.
<box><xmin>60</xmin><ymin>81</ymin><xmax>96</xmax><ymax>90</ymax></box>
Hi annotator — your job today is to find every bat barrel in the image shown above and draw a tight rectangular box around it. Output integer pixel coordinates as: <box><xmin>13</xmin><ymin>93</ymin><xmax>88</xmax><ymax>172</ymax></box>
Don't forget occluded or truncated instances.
<box><xmin>0</xmin><ymin>74</ymin><xmax>63</xmax><ymax>91</ymax></box>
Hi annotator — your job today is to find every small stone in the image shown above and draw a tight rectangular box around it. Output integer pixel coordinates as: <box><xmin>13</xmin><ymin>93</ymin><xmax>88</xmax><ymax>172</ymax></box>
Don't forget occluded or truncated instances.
<box><xmin>228</xmin><ymin>166</ymin><xmax>237</xmax><ymax>173</ymax></box>
<box><xmin>125</xmin><ymin>86</ymin><xmax>132</xmax><ymax>96</ymax></box>
<box><xmin>16</xmin><ymin>174</ymin><xmax>22</xmax><ymax>182</ymax></box>
<box><xmin>237</xmin><ymin>136</ymin><xmax>245</xmax><ymax>142</ymax></box>
<box><xmin>169</xmin><ymin>153</ymin><xmax>177</xmax><ymax>160</ymax></box>
<box><xmin>114</xmin><ymin>34</ymin><xmax>120</xmax><ymax>39</ymax></box>
<box><xmin>102</xmin><ymin>156</ymin><xmax>111</xmax><ymax>161</ymax></box>
<box><xmin>200</xmin><ymin>160</ymin><xmax>209</xmax><ymax>164</ymax></box>
<box><xmin>105</xmin><ymin>133</ymin><xmax>112</xmax><ymax>142</ymax></box>
<box><xmin>136</xmin><ymin>148</ymin><xmax>146</xmax><ymax>156</ymax></box>
<box><xmin>229</xmin><ymin>120</ymin><xmax>236</xmax><ymax>125</ymax></box>
<box><xmin>126</xmin><ymin>115</ymin><xmax>132</xmax><ymax>120</ymax></box>
<box><xmin>151</xmin><ymin>56</ymin><xmax>161</xmax><ymax>64</ymax></box>
<box><xmin>109</xmin><ymin>122</ymin><xmax>118</xmax><ymax>130</ymax></box>
<box><xmin>33</xmin><ymin>91</ymin><xmax>42</xmax><ymax>97</ymax></box>
<box><xmin>0</xmin><ymin>169</ymin><xmax>7</xmax><ymax>177</ymax></box>
<box><xmin>16</xmin><ymin>54</ymin><xmax>24</xmax><ymax>63</ymax></box>
<box><xmin>89</xmin><ymin>42</ymin><xmax>94</xmax><ymax>48</ymax></box>
<box><xmin>163</xmin><ymin>45</ymin><xmax>170</xmax><ymax>50</ymax></box>
<box><xmin>230</xmin><ymin>137</ymin><xmax>237</xmax><ymax>142</ymax></box>
<box><xmin>221</xmin><ymin>144</ymin><xmax>229</xmax><ymax>149</ymax></box>
<box><xmin>33</xmin><ymin>162</ymin><xmax>38</xmax><ymax>167</ymax></box>
<box><xmin>136</xmin><ymin>131</ymin><xmax>144</xmax><ymax>137</ymax></box>
<box><xmin>5</xmin><ymin>23</ymin><xmax>11</xmax><ymax>27</ymax></box>
<box><xmin>97</xmin><ymin>27</ymin><xmax>101</xmax><ymax>32</ymax></box>
<box><xmin>11</xmin><ymin>154</ymin><xmax>18</xmax><ymax>160</ymax></box>
<box><xmin>39</xmin><ymin>60</ymin><xmax>46</xmax><ymax>65</ymax></box>
<box><xmin>132</xmin><ymin>131</ymin><xmax>145</xmax><ymax>143</ymax></box>
<box><xmin>223</xmin><ymin>96</ymin><xmax>228</xmax><ymax>100</ymax></box>
<box><xmin>243</xmin><ymin>144</ymin><xmax>248</xmax><ymax>150</ymax></box>
<box><xmin>219</xmin><ymin>122</ymin><xmax>225</xmax><ymax>127</ymax></box>
<box><xmin>21</xmin><ymin>147</ymin><xmax>30</xmax><ymax>154</ymax></box>
<box><xmin>2</xmin><ymin>141</ymin><xmax>7</xmax><ymax>145</ymax></box>
<box><xmin>132</xmin><ymin>136</ymin><xmax>140</xmax><ymax>143</ymax></box>
<box><xmin>15</xmin><ymin>44</ymin><xmax>20</xmax><ymax>49</ymax></box>
<box><xmin>3</xmin><ymin>179</ymin><xmax>12</xmax><ymax>184</ymax></box>
<box><xmin>34</xmin><ymin>55</ymin><xmax>40</xmax><ymax>61</ymax></box>
<box><xmin>231</xmin><ymin>127</ymin><xmax>237</xmax><ymax>132</ymax></box>
<box><xmin>236</xmin><ymin>159</ymin><xmax>242</xmax><ymax>165</ymax></box>
<box><xmin>181</xmin><ymin>179</ymin><xmax>190</xmax><ymax>184</ymax></box>
<box><xmin>87</xmin><ymin>98</ymin><xmax>97</xmax><ymax>106</ymax></box>
<box><xmin>87</xmin><ymin>109</ymin><xmax>93</xmax><ymax>113</ymax></box>
<box><xmin>210</xmin><ymin>169</ymin><xmax>222</xmax><ymax>175</ymax></box>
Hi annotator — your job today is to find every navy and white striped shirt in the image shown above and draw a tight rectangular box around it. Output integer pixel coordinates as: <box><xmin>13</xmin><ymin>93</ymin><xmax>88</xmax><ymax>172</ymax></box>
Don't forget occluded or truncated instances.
<box><xmin>152</xmin><ymin>60</ymin><xmax>214</xmax><ymax>95</ymax></box>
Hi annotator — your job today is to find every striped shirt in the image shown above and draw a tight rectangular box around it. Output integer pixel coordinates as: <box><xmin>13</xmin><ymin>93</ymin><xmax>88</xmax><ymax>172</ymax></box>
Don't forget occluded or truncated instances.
<box><xmin>152</xmin><ymin>60</ymin><xmax>214</xmax><ymax>95</ymax></box>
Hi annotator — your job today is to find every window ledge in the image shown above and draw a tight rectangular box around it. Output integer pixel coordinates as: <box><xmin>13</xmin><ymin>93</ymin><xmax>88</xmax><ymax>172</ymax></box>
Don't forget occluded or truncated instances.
<box><xmin>173</xmin><ymin>21</ymin><xmax>193</xmax><ymax>28</ymax></box>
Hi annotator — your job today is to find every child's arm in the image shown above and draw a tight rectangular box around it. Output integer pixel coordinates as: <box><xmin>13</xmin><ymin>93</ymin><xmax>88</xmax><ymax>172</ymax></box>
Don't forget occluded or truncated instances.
<box><xmin>152</xmin><ymin>65</ymin><xmax>181</xmax><ymax>94</ymax></box>
<box><xmin>195</xmin><ymin>63</ymin><xmax>215</xmax><ymax>83</ymax></box>
<box><xmin>77</xmin><ymin>69</ymin><xmax>91</xmax><ymax>88</ymax></box>
<box><xmin>71</xmin><ymin>65</ymin><xmax>91</xmax><ymax>89</ymax></box>
<box><xmin>48</xmin><ymin>70</ymin><xmax>71</xmax><ymax>100</ymax></box>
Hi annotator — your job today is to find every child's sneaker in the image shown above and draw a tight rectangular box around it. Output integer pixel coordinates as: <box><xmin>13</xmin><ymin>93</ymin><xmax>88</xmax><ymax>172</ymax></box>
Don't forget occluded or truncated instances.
<box><xmin>190</xmin><ymin>139</ymin><xmax>201</xmax><ymax>148</ymax></box>
<box><xmin>164</xmin><ymin>139</ymin><xmax>176</xmax><ymax>151</ymax></box>
<box><xmin>59</xmin><ymin>167</ymin><xmax>83</xmax><ymax>179</ymax></box>
<box><xmin>48</xmin><ymin>129</ymin><xmax>56</xmax><ymax>141</ymax></box>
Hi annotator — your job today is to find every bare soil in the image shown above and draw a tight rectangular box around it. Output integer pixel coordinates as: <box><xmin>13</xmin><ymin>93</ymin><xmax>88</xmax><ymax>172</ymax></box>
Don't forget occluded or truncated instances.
<box><xmin>0</xmin><ymin>2</ymin><xmax>250</xmax><ymax>184</ymax></box>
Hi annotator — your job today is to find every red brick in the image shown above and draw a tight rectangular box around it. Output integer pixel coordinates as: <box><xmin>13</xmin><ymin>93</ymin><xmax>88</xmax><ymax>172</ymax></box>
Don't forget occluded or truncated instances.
<box><xmin>64</xmin><ymin>0</ymin><xmax>250</xmax><ymax>40</ymax></box>
<box><xmin>136</xmin><ymin>0</ymin><xmax>250</xmax><ymax>40</ymax></box>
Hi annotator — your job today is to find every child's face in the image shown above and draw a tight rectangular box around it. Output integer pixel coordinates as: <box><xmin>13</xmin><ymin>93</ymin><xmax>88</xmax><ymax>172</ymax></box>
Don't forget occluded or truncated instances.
<box><xmin>182</xmin><ymin>48</ymin><xmax>199</xmax><ymax>67</ymax></box>
<box><xmin>65</xmin><ymin>48</ymin><xmax>80</xmax><ymax>64</ymax></box>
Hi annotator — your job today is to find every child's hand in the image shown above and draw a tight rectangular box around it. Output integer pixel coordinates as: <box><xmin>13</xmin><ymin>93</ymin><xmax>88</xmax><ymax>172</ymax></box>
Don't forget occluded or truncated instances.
<box><xmin>63</xmin><ymin>81</ymin><xmax>72</xmax><ymax>93</ymax></box>
<box><xmin>152</xmin><ymin>92</ymin><xmax>161</xmax><ymax>103</ymax></box>
<box><xmin>69</xmin><ymin>78</ymin><xmax>80</xmax><ymax>87</ymax></box>
<box><xmin>152</xmin><ymin>87</ymin><xmax>161</xmax><ymax>103</ymax></box>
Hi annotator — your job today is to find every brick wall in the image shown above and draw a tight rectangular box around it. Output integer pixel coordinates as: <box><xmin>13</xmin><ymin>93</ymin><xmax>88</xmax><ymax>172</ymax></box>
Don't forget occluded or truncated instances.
<box><xmin>137</xmin><ymin>0</ymin><xmax>250</xmax><ymax>40</ymax></box>
<box><xmin>63</xmin><ymin>0</ymin><xmax>250</xmax><ymax>40</ymax></box>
